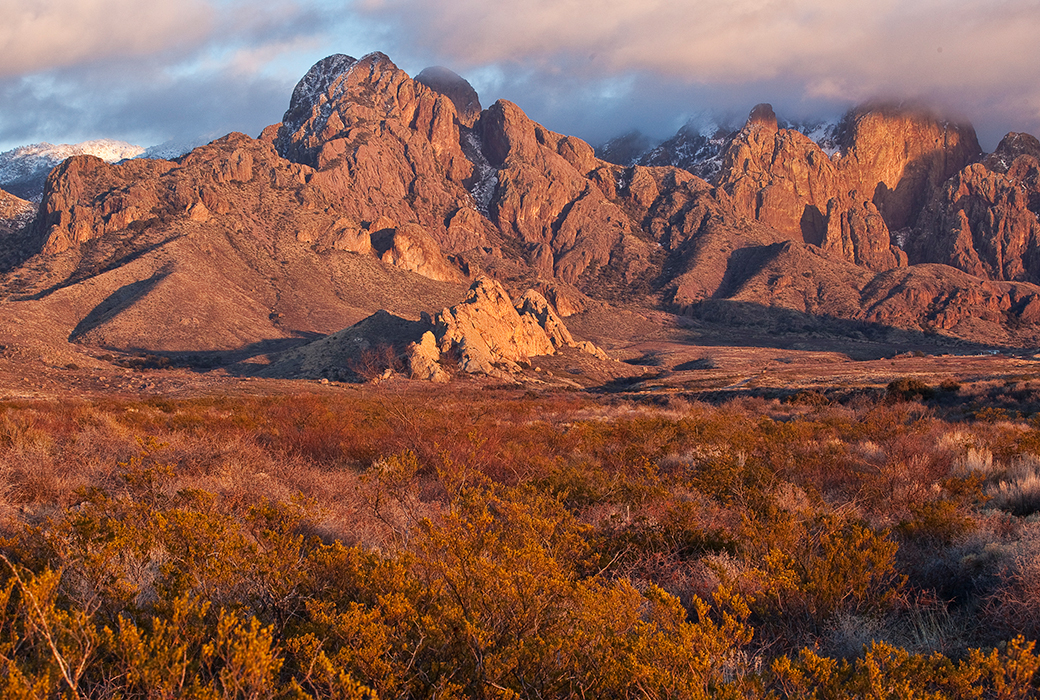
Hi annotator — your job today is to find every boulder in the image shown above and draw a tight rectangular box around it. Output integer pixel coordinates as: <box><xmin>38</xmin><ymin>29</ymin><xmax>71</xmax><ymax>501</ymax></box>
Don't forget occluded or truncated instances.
<box><xmin>436</xmin><ymin>277</ymin><xmax>555</xmax><ymax>375</ymax></box>
<box><xmin>407</xmin><ymin>331</ymin><xmax>450</xmax><ymax>382</ymax></box>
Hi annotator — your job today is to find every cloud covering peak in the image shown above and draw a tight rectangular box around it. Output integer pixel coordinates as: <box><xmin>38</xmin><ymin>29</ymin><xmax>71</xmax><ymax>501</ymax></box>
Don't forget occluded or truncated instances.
<box><xmin>0</xmin><ymin>0</ymin><xmax>1038</xmax><ymax>151</ymax></box>
<box><xmin>357</xmin><ymin>0</ymin><xmax>1040</xmax><ymax>145</ymax></box>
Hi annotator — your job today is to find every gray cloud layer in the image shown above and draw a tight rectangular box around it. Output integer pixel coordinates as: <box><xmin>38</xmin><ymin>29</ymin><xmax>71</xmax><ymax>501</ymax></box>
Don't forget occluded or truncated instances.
<box><xmin>360</xmin><ymin>0</ymin><xmax>1040</xmax><ymax>147</ymax></box>
<box><xmin>0</xmin><ymin>0</ymin><xmax>1038</xmax><ymax>152</ymax></box>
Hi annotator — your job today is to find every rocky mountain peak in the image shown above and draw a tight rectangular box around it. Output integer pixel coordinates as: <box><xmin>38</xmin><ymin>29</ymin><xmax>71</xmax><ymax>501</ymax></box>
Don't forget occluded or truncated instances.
<box><xmin>835</xmin><ymin>105</ymin><xmax>982</xmax><ymax>231</ymax></box>
<box><xmin>415</xmin><ymin>66</ymin><xmax>482</xmax><ymax>128</ymax></box>
<box><xmin>746</xmin><ymin>103</ymin><xmax>779</xmax><ymax>132</ymax></box>
<box><xmin>287</xmin><ymin>53</ymin><xmax>358</xmax><ymax>117</ymax></box>
<box><xmin>983</xmin><ymin>132</ymin><xmax>1040</xmax><ymax>174</ymax></box>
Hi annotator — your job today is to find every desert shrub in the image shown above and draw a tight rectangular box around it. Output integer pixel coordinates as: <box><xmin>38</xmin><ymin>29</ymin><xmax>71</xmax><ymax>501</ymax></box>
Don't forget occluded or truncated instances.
<box><xmin>347</xmin><ymin>343</ymin><xmax>405</xmax><ymax>382</ymax></box>
<box><xmin>985</xmin><ymin>454</ymin><xmax>1040</xmax><ymax>516</ymax></box>
<box><xmin>736</xmin><ymin>513</ymin><xmax>903</xmax><ymax>651</ymax></box>
<box><xmin>785</xmin><ymin>390</ymin><xmax>831</xmax><ymax>407</ymax></box>
<box><xmin>398</xmin><ymin>484</ymin><xmax>753</xmax><ymax>698</ymax></box>
<box><xmin>10</xmin><ymin>390</ymin><xmax>1040</xmax><ymax>695</ymax></box>
<box><xmin>887</xmin><ymin>377</ymin><xmax>935</xmax><ymax>402</ymax></box>
<box><xmin>771</xmin><ymin>637</ymin><xmax>1040</xmax><ymax>699</ymax></box>
<box><xmin>896</xmin><ymin>500</ymin><xmax>977</xmax><ymax>546</ymax></box>
<box><xmin>115</xmin><ymin>353</ymin><xmax>174</xmax><ymax>371</ymax></box>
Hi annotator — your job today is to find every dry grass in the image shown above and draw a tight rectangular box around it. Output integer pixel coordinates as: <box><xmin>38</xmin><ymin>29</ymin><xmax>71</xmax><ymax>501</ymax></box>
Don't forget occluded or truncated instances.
<box><xmin>6</xmin><ymin>385</ymin><xmax>1040</xmax><ymax>661</ymax></box>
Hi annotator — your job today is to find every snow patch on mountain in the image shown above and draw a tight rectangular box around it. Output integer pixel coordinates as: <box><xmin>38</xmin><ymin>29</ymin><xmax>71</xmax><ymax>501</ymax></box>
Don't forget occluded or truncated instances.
<box><xmin>782</xmin><ymin>118</ymin><xmax>843</xmax><ymax>156</ymax></box>
<box><xmin>634</xmin><ymin>117</ymin><xmax>738</xmax><ymax>183</ymax></box>
<box><xmin>599</xmin><ymin>111</ymin><xmax>845</xmax><ymax>182</ymax></box>
<box><xmin>138</xmin><ymin>137</ymin><xmax>212</xmax><ymax>161</ymax></box>
<box><xmin>461</xmin><ymin>129</ymin><xmax>498</xmax><ymax>216</ymax></box>
<box><xmin>0</xmin><ymin>139</ymin><xmax>145</xmax><ymax>201</ymax></box>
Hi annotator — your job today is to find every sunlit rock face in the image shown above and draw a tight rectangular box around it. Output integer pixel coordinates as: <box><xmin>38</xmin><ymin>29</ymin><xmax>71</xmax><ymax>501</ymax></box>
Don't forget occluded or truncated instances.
<box><xmin>910</xmin><ymin>134</ymin><xmax>1040</xmax><ymax>283</ymax></box>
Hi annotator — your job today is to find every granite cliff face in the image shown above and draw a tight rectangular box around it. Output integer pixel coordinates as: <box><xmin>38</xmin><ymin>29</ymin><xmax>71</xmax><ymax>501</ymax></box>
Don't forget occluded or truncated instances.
<box><xmin>5</xmin><ymin>50</ymin><xmax>1040</xmax><ymax>360</ymax></box>
<box><xmin>835</xmin><ymin>106</ymin><xmax>982</xmax><ymax>233</ymax></box>
<box><xmin>910</xmin><ymin>133</ymin><xmax>1040</xmax><ymax>284</ymax></box>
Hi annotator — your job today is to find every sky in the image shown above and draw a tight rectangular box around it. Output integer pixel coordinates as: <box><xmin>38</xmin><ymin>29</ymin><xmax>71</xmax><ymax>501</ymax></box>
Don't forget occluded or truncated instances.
<box><xmin>1</xmin><ymin>0</ymin><xmax>1039</xmax><ymax>153</ymax></box>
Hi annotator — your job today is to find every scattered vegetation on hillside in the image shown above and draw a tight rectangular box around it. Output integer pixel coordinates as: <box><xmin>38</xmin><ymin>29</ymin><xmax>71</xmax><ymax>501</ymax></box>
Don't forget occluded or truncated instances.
<box><xmin>3</xmin><ymin>385</ymin><xmax>1040</xmax><ymax>697</ymax></box>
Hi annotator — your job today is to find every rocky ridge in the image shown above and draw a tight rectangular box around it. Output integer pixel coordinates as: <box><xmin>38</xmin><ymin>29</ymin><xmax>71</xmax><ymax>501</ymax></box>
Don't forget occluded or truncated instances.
<box><xmin>259</xmin><ymin>277</ymin><xmax>608</xmax><ymax>382</ymax></box>
<box><xmin>3</xmin><ymin>50</ymin><xmax>1040</xmax><ymax>370</ymax></box>
<box><xmin>598</xmin><ymin>115</ymin><xmax>841</xmax><ymax>183</ymax></box>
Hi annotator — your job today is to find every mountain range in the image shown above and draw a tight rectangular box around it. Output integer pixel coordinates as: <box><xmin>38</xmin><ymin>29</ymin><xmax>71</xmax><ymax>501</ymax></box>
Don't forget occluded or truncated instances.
<box><xmin>2</xmin><ymin>51</ymin><xmax>1040</xmax><ymax>384</ymax></box>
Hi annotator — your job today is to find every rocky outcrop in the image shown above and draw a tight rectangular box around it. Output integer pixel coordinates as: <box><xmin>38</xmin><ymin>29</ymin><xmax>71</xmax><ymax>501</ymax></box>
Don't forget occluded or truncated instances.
<box><xmin>258</xmin><ymin>277</ymin><xmax>609</xmax><ymax>381</ymax></box>
<box><xmin>910</xmin><ymin>137</ymin><xmax>1040</xmax><ymax>283</ymax></box>
<box><xmin>34</xmin><ymin>154</ymin><xmax>176</xmax><ymax>254</ymax></box>
<box><xmin>407</xmin><ymin>331</ymin><xmax>450</xmax><ymax>382</ymax></box>
<box><xmin>835</xmin><ymin>105</ymin><xmax>982</xmax><ymax>232</ymax></box>
<box><xmin>982</xmin><ymin>132</ymin><xmax>1040</xmax><ymax>174</ymax></box>
<box><xmin>434</xmin><ymin>277</ymin><xmax>557</xmax><ymax>374</ymax></box>
<box><xmin>821</xmin><ymin>194</ymin><xmax>908</xmax><ymax>271</ymax></box>
<box><xmin>376</xmin><ymin>223</ymin><xmax>466</xmax><ymax>283</ymax></box>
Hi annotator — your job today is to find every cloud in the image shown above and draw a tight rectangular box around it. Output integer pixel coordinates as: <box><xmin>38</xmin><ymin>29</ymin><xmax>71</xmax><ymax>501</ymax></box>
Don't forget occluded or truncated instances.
<box><xmin>0</xmin><ymin>0</ymin><xmax>218</xmax><ymax>76</ymax></box>
<box><xmin>358</xmin><ymin>0</ymin><xmax>1040</xmax><ymax>146</ymax></box>
<box><xmin>359</xmin><ymin>0</ymin><xmax>1040</xmax><ymax>90</ymax></box>
<box><xmin>0</xmin><ymin>0</ymin><xmax>345</xmax><ymax>149</ymax></box>
<box><xmin>2</xmin><ymin>0</ymin><xmax>1038</xmax><ymax>152</ymax></box>
<box><xmin>0</xmin><ymin>62</ymin><xmax>292</xmax><ymax>148</ymax></box>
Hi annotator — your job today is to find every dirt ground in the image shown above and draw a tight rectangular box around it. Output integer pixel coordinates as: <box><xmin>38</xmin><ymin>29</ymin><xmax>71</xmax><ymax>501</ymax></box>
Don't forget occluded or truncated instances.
<box><xmin>3</xmin><ymin>305</ymin><xmax>1038</xmax><ymax>406</ymax></box>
